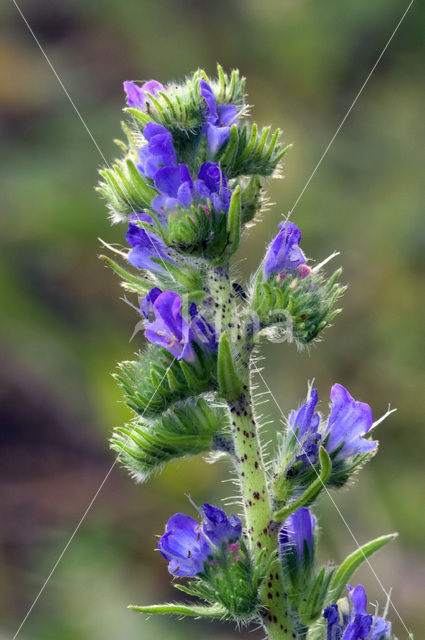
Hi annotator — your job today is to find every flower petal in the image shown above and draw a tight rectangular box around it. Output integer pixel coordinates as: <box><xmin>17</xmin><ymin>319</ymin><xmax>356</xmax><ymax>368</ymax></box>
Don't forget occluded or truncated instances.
<box><xmin>325</xmin><ymin>384</ymin><xmax>376</xmax><ymax>459</ymax></box>
<box><xmin>217</xmin><ymin>104</ymin><xmax>238</xmax><ymax>126</ymax></box>
<box><xmin>206</xmin><ymin>123</ymin><xmax>231</xmax><ymax>155</ymax></box>
<box><xmin>200</xmin><ymin>79</ymin><xmax>218</xmax><ymax>122</ymax></box>
<box><xmin>154</xmin><ymin>166</ymin><xmax>182</xmax><ymax>197</ymax></box>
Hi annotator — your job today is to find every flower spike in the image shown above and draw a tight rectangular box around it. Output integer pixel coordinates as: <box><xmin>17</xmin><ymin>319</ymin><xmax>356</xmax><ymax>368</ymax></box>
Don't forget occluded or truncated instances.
<box><xmin>97</xmin><ymin>66</ymin><xmax>405</xmax><ymax>639</ymax></box>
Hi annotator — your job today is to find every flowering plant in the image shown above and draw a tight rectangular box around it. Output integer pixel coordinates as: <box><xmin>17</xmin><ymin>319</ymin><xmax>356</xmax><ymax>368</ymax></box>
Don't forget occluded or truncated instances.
<box><xmin>98</xmin><ymin>67</ymin><xmax>412</xmax><ymax>639</ymax></box>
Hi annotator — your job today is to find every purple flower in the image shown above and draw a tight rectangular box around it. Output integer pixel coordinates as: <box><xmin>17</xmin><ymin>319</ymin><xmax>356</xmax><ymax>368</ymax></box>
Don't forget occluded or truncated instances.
<box><xmin>288</xmin><ymin>388</ymin><xmax>321</xmax><ymax>468</ymax></box>
<box><xmin>158</xmin><ymin>504</ymin><xmax>242</xmax><ymax>577</ymax></box>
<box><xmin>195</xmin><ymin>162</ymin><xmax>232</xmax><ymax>213</ymax></box>
<box><xmin>123</xmin><ymin>79</ymin><xmax>164</xmax><ymax>110</ymax></box>
<box><xmin>152</xmin><ymin>161</ymin><xmax>231</xmax><ymax>215</ymax></box>
<box><xmin>289</xmin><ymin>388</ymin><xmax>320</xmax><ymax>441</ymax></box>
<box><xmin>133</xmin><ymin>114</ymin><xmax>232</xmax><ymax>218</ymax></box>
<box><xmin>202</xmin><ymin>504</ymin><xmax>242</xmax><ymax>546</ymax></box>
<box><xmin>143</xmin><ymin>290</ymin><xmax>195</xmax><ymax>361</ymax></box>
<box><xmin>158</xmin><ymin>513</ymin><xmax>211</xmax><ymax>577</ymax></box>
<box><xmin>152</xmin><ymin>163</ymin><xmax>193</xmax><ymax>212</ymax></box>
<box><xmin>323</xmin><ymin>384</ymin><xmax>376</xmax><ymax>460</ymax></box>
<box><xmin>279</xmin><ymin>507</ymin><xmax>316</xmax><ymax>561</ymax></box>
<box><xmin>140</xmin><ymin>286</ymin><xmax>162</xmax><ymax>320</ymax></box>
<box><xmin>264</xmin><ymin>221</ymin><xmax>307</xmax><ymax>279</ymax></box>
<box><xmin>288</xmin><ymin>385</ymin><xmax>378</xmax><ymax>470</ymax></box>
<box><xmin>126</xmin><ymin>214</ymin><xmax>175</xmax><ymax>272</ymax></box>
<box><xmin>142</xmin><ymin>289</ymin><xmax>217</xmax><ymax>360</ymax></box>
<box><xmin>137</xmin><ymin>122</ymin><xmax>177</xmax><ymax>179</ymax></box>
<box><xmin>323</xmin><ymin>584</ymin><xmax>392</xmax><ymax>640</ymax></box>
<box><xmin>200</xmin><ymin>80</ymin><xmax>238</xmax><ymax>155</ymax></box>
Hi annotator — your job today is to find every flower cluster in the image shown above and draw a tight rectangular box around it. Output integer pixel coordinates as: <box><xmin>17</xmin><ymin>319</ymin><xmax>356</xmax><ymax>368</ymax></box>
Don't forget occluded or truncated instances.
<box><xmin>121</xmin><ymin>78</ymin><xmax>240</xmax><ymax>358</ymax></box>
<box><xmin>324</xmin><ymin>584</ymin><xmax>392</xmax><ymax>640</ymax></box>
<box><xmin>158</xmin><ymin>503</ymin><xmax>242</xmax><ymax>577</ymax></box>
<box><xmin>136</xmin><ymin>121</ymin><xmax>232</xmax><ymax>216</ymax></box>
<box><xmin>288</xmin><ymin>383</ymin><xmax>378</xmax><ymax>470</ymax></box>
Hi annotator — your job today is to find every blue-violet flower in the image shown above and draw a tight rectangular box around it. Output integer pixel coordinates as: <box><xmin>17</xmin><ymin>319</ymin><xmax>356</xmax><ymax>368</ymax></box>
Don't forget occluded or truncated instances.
<box><xmin>279</xmin><ymin>507</ymin><xmax>316</xmax><ymax>562</ymax></box>
<box><xmin>289</xmin><ymin>384</ymin><xmax>378</xmax><ymax>468</ymax></box>
<box><xmin>126</xmin><ymin>213</ymin><xmax>174</xmax><ymax>272</ymax></box>
<box><xmin>324</xmin><ymin>584</ymin><xmax>392</xmax><ymax>639</ymax></box>
<box><xmin>158</xmin><ymin>504</ymin><xmax>242</xmax><ymax>577</ymax></box>
<box><xmin>152</xmin><ymin>161</ymin><xmax>231</xmax><ymax>215</ymax></box>
<box><xmin>141</xmin><ymin>289</ymin><xmax>216</xmax><ymax>360</ymax></box>
<box><xmin>264</xmin><ymin>221</ymin><xmax>307</xmax><ymax>279</ymax></box>
<box><xmin>200</xmin><ymin>80</ymin><xmax>238</xmax><ymax>155</ymax></box>
<box><xmin>136</xmin><ymin>120</ymin><xmax>232</xmax><ymax>217</ymax></box>
<box><xmin>137</xmin><ymin>122</ymin><xmax>177</xmax><ymax>180</ymax></box>
<box><xmin>123</xmin><ymin>79</ymin><xmax>163</xmax><ymax>110</ymax></box>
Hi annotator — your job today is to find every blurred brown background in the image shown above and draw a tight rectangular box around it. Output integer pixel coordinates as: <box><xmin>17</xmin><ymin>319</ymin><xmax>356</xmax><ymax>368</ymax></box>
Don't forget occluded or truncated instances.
<box><xmin>1</xmin><ymin>0</ymin><xmax>424</xmax><ymax>638</ymax></box>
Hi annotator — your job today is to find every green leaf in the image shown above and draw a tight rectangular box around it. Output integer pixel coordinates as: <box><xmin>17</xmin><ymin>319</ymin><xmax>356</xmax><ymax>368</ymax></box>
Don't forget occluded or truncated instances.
<box><xmin>240</xmin><ymin>175</ymin><xmax>262</xmax><ymax>225</ymax></box>
<box><xmin>115</xmin><ymin>345</ymin><xmax>217</xmax><ymax>419</ymax></box>
<box><xmin>111</xmin><ymin>396</ymin><xmax>230</xmax><ymax>481</ymax></box>
<box><xmin>222</xmin><ymin>186</ymin><xmax>241</xmax><ymax>260</ymax></box>
<box><xmin>129</xmin><ymin>602</ymin><xmax>229</xmax><ymax>619</ymax></box>
<box><xmin>299</xmin><ymin>567</ymin><xmax>334</xmax><ymax>626</ymax></box>
<box><xmin>97</xmin><ymin>160</ymin><xmax>157</xmax><ymax>220</ymax></box>
<box><xmin>217</xmin><ymin>332</ymin><xmax>243</xmax><ymax>401</ymax></box>
<box><xmin>330</xmin><ymin>533</ymin><xmax>397</xmax><ymax>601</ymax></box>
<box><xmin>99</xmin><ymin>255</ymin><xmax>152</xmax><ymax>294</ymax></box>
<box><xmin>217</xmin><ymin>123</ymin><xmax>290</xmax><ymax>179</ymax></box>
<box><xmin>274</xmin><ymin>447</ymin><xmax>332</xmax><ymax>520</ymax></box>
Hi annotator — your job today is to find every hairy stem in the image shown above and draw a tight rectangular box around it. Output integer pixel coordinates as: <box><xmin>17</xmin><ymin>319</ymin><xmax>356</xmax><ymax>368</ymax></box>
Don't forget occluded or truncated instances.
<box><xmin>228</xmin><ymin>387</ymin><xmax>296</xmax><ymax>639</ymax></box>
<box><xmin>216</xmin><ymin>270</ymin><xmax>296</xmax><ymax>639</ymax></box>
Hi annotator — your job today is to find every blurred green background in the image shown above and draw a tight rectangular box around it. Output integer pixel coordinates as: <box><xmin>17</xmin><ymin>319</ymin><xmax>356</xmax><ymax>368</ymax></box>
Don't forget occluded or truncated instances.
<box><xmin>1</xmin><ymin>0</ymin><xmax>424</xmax><ymax>638</ymax></box>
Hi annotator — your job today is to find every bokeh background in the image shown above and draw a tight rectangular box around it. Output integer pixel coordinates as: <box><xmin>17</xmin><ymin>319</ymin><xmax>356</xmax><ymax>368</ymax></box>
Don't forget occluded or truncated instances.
<box><xmin>1</xmin><ymin>0</ymin><xmax>424</xmax><ymax>638</ymax></box>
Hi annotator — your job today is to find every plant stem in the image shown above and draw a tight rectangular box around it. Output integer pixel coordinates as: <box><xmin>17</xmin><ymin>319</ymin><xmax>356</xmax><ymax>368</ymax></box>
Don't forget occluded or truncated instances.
<box><xmin>227</xmin><ymin>387</ymin><xmax>296</xmax><ymax>639</ymax></box>
<box><xmin>214</xmin><ymin>267</ymin><xmax>296</xmax><ymax>638</ymax></box>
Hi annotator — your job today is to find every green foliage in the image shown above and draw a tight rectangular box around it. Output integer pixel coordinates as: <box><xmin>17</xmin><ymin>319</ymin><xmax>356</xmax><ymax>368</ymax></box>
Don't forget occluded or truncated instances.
<box><xmin>166</xmin><ymin>204</ymin><xmax>228</xmax><ymax>259</ymax></box>
<box><xmin>97</xmin><ymin>158</ymin><xmax>158</xmax><ymax>221</ymax></box>
<box><xmin>129</xmin><ymin>602</ymin><xmax>229</xmax><ymax>619</ymax></box>
<box><xmin>111</xmin><ymin>397</ymin><xmax>229</xmax><ymax>480</ymax></box>
<box><xmin>280</xmin><ymin>522</ymin><xmax>334</xmax><ymax>628</ymax></box>
<box><xmin>274</xmin><ymin>448</ymin><xmax>332</xmax><ymax>520</ymax></box>
<box><xmin>252</xmin><ymin>267</ymin><xmax>345</xmax><ymax>344</ymax></box>
<box><xmin>329</xmin><ymin>533</ymin><xmax>397</xmax><ymax>603</ymax></box>
<box><xmin>298</xmin><ymin>567</ymin><xmax>334</xmax><ymax>626</ymax></box>
<box><xmin>240</xmin><ymin>175</ymin><xmax>262</xmax><ymax>225</ymax></box>
<box><xmin>217</xmin><ymin>122</ymin><xmax>291</xmax><ymax>179</ymax></box>
<box><xmin>114</xmin><ymin>345</ymin><xmax>217</xmax><ymax>419</ymax></box>
<box><xmin>175</xmin><ymin>541</ymin><xmax>268</xmax><ymax>622</ymax></box>
<box><xmin>210</xmin><ymin>65</ymin><xmax>246</xmax><ymax>108</ymax></box>
<box><xmin>100</xmin><ymin>254</ymin><xmax>153</xmax><ymax>295</ymax></box>
<box><xmin>217</xmin><ymin>332</ymin><xmax>244</xmax><ymax>401</ymax></box>
<box><xmin>165</xmin><ymin>187</ymin><xmax>242</xmax><ymax>263</ymax></box>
